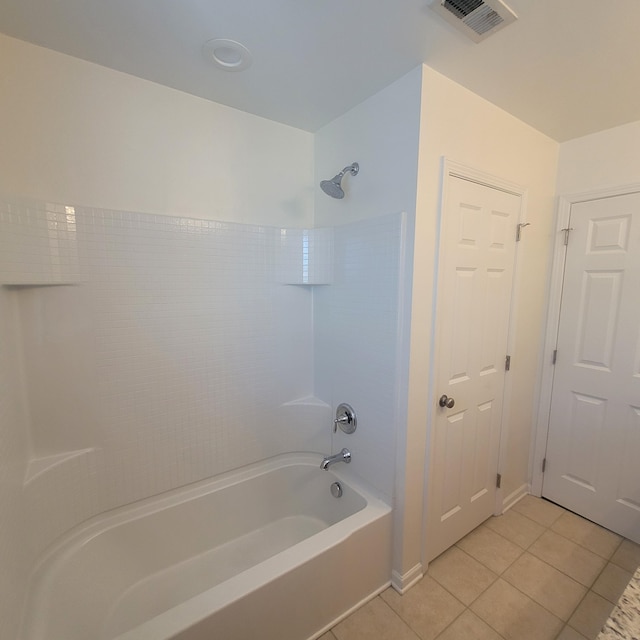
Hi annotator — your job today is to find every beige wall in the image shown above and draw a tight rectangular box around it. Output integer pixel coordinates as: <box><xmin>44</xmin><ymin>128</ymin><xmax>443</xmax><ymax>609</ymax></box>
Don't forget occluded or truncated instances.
<box><xmin>397</xmin><ymin>66</ymin><xmax>560</xmax><ymax>576</ymax></box>
<box><xmin>529</xmin><ymin>120</ymin><xmax>640</xmax><ymax>493</ymax></box>
<box><xmin>557</xmin><ymin>120</ymin><xmax>640</xmax><ymax>195</ymax></box>
<box><xmin>0</xmin><ymin>34</ymin><xmax>314</xmax><ymax>226</ymax></box>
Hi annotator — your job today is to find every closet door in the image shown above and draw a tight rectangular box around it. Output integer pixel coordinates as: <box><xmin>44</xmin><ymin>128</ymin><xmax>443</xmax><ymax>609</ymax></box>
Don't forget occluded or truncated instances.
<box><xmin>426</xmin><ymin>175</ymin><xmax>520</xmax><ymax>561</ymax></box>
<box><xmin>543</xmin><ymin>191</ymin><xmax>640</xmax><ymax>542</ymax></box>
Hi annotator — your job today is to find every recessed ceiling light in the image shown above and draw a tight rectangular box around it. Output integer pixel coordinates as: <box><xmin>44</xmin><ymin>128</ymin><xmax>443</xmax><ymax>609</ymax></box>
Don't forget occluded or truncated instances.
<box><xmin>202</xmin><ymin>38</ymin><xmax>252</xmax><ymax>72</ymax></box>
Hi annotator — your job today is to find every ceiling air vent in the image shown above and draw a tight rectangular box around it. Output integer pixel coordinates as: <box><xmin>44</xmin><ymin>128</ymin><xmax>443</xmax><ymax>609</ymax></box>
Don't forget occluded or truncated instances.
<box><xmin>430</xmin><ymin>0</ymin><xmax>517</xmax><ymax>43</ymax></box>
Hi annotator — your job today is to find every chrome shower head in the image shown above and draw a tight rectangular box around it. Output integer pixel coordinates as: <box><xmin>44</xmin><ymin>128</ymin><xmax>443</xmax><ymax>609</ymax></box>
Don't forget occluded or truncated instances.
<box><xmin>320</xmin><ymin>162</ymin><xmax>359</xmax><ymax>199</ymax></box>
<box><xmin>320</xmin><ymin>176</ymin><xmax>346</xmax><ymax>199</ymax></box>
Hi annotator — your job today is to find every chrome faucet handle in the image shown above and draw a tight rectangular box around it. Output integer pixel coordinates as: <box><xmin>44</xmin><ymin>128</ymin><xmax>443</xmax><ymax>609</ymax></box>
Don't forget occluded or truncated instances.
<box><xmin>333</xmin><ymin>403</ymin><xmax>357</xmax><ymax>434</ymax></box>
<box><xmin>333</xmin><ymin>414</ymin><xmax>350</xmax><ymax>433</ymax></box>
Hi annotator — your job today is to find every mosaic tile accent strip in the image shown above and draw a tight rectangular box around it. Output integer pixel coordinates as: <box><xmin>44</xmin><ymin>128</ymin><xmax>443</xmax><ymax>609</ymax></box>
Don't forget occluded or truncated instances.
<box><xmin>0</xmin><ymin>200</ymin><xmax>81</xmax><ymax>284</ymax></box>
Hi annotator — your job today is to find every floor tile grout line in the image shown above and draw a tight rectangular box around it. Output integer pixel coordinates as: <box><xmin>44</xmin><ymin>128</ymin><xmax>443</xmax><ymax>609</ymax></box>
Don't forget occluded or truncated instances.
<box><xmin>329</xmin><ymin>498</ymin><xmax>639</xmax><ymax>640</ymax></box>
<box><xmin>560</xmin><ymin>586</ymin><xmax>600</xmax><ymax>639</ymax></box>
<box><xmin>427</xmin><ymin>545</ymin><xmax>500</xmax><ymax>607</ymax></box>
<box><xmin>477</xmin><ymin>509</ymin><xmax>550</xmax><ymax>548</ymax></box>
<box><xmin>429</xmin><ymin>607</ymin><xmax>464</xmax><ymax>640</ymax></box>
<box><xmin>532</xmin><ymin>497</ymin><xmax>627</xmax><ymax>556</ymax></box>
<box><xmin>446</xmin><ymin>502</ymin><xmax>634</xmax><ymax>635</ymax></box>
<box><xmin>499</xmin><ymin>528</ymin><xmax>629</xmax><ymax>638</ymax></box>
<box><xmin>460</xmin><ymin>534</ymin><xmax>634</xmax><ymax>640</ymax></box>
<box><xmin>452</xmin><ymin>504</ymin><xmax>587</xmax><ymax>632</ymax></box>
<box><xmin>431</xmin><ymin>605</ymin><xmax>509</xmax><ymax>640</ymax></box>
<box><xmin>494</xmin><ymin>506</ymin><xmax>605</xmax><ymax>629</ymax></box>
<box><xmin>518</xmin><ymin>545</ymin><xmax>600</xmax><ymax>591</ymax></box>
<box><xmin>548</xmin><ymin>522</ymin><xmax>625</xmax><ymax>561</ymax></box>
<box><xmin>375</xmin><ymin>593</ymin><xmax>423</xmax><ymax>640</ymax></box>
<box><xmin>498</xmin><ymin>509</ymin><xmax>624</xmax><ymax>589</ymax></box>
<box><xmin>427</xmin><ymin>566</ymin><xmax>498</xmax><ymax>611</ymax></box>
<box><xmin>568</xmin><ymin>553</ymin><xmax>623</xmax><ymax>633</ymax></box>
<box><xmin>484</xmin><ymin>515</ymin><xmax>547</xmax><ymax>551</ymax></box>
<box><xmin>454</xmin><ymin>523</ymin><xmax>527</xmax><ymax>575</ymax></box>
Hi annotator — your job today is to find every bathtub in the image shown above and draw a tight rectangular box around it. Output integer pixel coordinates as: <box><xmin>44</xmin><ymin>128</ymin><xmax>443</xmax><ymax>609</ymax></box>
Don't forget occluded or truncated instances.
<box><xmin>23</xmin><ymin>453</ymin><xmax>392</xmax><ymax>640</ymax></box>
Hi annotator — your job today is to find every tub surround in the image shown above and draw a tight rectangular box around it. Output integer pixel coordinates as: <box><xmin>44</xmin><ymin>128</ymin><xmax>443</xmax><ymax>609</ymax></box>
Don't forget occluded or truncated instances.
<box><xmin>3</xmin><ymin>196</ymin><xmax>407</xmax><ymax>639</ymax></box>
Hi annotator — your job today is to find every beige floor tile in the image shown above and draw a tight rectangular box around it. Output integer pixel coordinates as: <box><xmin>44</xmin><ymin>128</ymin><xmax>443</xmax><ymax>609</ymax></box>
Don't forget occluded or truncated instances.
<box><xmin>556</xmin><ymin>626</ymin><xmax>589</xmax><ymax>640</ymax></box>
<box><xmin>511</xmin><ymin>495</ymin><xmax>565</xmax><ymax>527</ymax></box>
<box><xmin>428</xmin><ymin>546</ymin><xmax>498</xmax><ymax>605</ymax></box>
<box><xmin>381</xmin><ymin>576</ymin><xmax>465</xmax><ymax>640</ymax></box>
<box><xmin>318</xmin><ymin>633</ymin><xmax>337</xmax><ymax>640</ymax></box>
<box><xmin>592</xmin><ymin>562</ymin><xmax>634</xmax><ymax>604</ymax></box>
<box><xmin>470</xmin><ymin>579</ymin><xmax>564</xmax><ymax>640</ymax></box>
<box><xmin>484</xmin><ymin>509</ymin><xmax>545</xmax><ymax>549</ymax></box>
<box><xmin>529</xmin><ymin>530</ymin><xmax>606</xmax><ymax>587</ymax></box>
<box><xmin>332</xmin><ymin>596</ymin><xmax>420</xmax><ymax>640</ymax></box>
<box><xmin>456</xmin><ymin>525</ymin><xmax>523</xmax><ymax>574</ymax></box>
<box><xmin>502</xmin><ymin>552</ymin><xmax>587</xmax><ymax>621</ymax></box>
<box><xmin>436</xmin><ymin>610</ymin><xmax>503</xmax><ymax>640</ymax></box>
<box><xmin>567</xmin><ymin>591</ymin><xmax>615</xmax><ymax>639</ymax></box>
<box><xmin>610</xmin><ymin>539</ymin><xmax>640</xmax><ymax>573</ymax></box>
<box><xmin>551</xmin><ymin>511</ymin><xmax>622</xmax><ymax>559</ymax></box>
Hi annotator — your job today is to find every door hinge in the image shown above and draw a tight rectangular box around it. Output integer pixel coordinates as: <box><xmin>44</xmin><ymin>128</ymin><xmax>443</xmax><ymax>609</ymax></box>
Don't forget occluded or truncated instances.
<box><xmin>561</xmin><ymin>227</ymin><xmax>574</xmax><ymax>245</ymax></box>
<box><xmin>496</xmin><ymin>473</ymin><xmax>502</xmax><ymax>488</ymax></box>
<box><xmin>542</xmin><ymin>458</ymin><xmax>547</xmax><ymax>473</ymax></box>
<box><xmin>552</xmin><ymin>349</ymin><xmax>557</xmax><ymax>365</ymax></box>
<box><xmin>505</xmin><ymin>355</ymin><xmax>511</xmax><ymax>371</ymax></box>
<box><xmin>516</xmin><ymin>222</ymin><xmax>531</xmax><ymax>242</ymax></box>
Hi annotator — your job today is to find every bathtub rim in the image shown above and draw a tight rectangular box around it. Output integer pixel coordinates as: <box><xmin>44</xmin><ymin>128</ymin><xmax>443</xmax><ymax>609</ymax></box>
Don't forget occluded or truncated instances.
<box><xmin>22</xmin><ymin>451</ymin><xmax>391</xmax><ymax>640</ymax></box>
<box><xmin>115</xmin><ymin>496</ymin><xmax>391</xmax><ymax>640</ymax></box>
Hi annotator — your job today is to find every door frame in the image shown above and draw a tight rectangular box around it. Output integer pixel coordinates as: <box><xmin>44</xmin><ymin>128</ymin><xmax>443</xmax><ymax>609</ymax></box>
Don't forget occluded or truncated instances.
<box><xmin>531</xmin><ymin>182</ymin><xmax>640</xmax><ymax>497</ymax></box>
<box><xmin>424</xmin><ymin>158</ymin><xmax>527</xmax><ymax>558</ymax></box>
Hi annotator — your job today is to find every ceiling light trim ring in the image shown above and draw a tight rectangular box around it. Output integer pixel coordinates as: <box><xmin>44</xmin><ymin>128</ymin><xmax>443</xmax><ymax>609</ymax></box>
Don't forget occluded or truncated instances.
<box><xmin>202</xmin><ymin>38</ymin><xmax>252</xmax><ymax>72</ymax></box>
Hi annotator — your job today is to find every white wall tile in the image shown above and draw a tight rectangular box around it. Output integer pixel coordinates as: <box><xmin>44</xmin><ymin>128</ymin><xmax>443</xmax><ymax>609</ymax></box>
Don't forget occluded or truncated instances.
<box><xmin>0</xmin><ymin>201</ymin><xmax>81</xmax><ymax>285</ymax></box>
<box><xmin>314</xmin><ymin>212</ymin><xmax>409</xmax><ymax>500</ymax></box>
<box><xmin>3</xmin><ymin>198</ymin><xmax>410</xmax><ymax>637</ymax></box>
<box><xmin>2</xmin><ymin>200</ymin><xmax>321</xmax><ymax>573</ymax></box>
<box><xmin>278</xmin><ymin>227</ymin><xmax>334</xmax><ymax>284</ymax></box>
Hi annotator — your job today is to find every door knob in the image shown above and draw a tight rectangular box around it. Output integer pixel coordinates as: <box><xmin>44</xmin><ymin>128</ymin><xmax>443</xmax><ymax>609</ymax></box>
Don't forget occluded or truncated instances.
<box><xmin>439</xmin><ymin>395</ymin><xmax>455</xmax><ymax>409</ymax></box>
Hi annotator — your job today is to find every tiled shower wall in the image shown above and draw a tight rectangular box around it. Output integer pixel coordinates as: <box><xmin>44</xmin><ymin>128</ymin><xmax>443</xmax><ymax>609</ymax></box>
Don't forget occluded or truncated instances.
<box><xmin>0</xmin><ymin>199</ymin><xmax>408</xmax><ymax>637</ymax></box>
<box><xmin>0</xmin><ymin>199</ymin><xmax>324</xmax><ymax>632</ymax></box>
<box><xmin>315</xmin><ymin>212</ymin><xmax>409</xmax><ymax>501</ymax></box>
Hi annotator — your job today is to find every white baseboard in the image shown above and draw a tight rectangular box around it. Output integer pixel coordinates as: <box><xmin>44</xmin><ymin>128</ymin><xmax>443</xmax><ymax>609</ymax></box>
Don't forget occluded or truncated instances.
<box><xmin>502</xmin><ymin>483</ymin><xmax>530</xmax><ymax>512</ymax></box>
<box><xmin>390</xmin><ymin>563</ymin><xmax>423</xmax><ymax>594</ymax></box>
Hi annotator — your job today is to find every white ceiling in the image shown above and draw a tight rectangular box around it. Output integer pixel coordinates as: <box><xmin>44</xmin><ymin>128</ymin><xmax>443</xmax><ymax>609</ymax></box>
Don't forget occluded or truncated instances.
<box><xmin>1</xmin><ymin>0</ymin><xmax>639</xmax><ymax>141</ymax></box>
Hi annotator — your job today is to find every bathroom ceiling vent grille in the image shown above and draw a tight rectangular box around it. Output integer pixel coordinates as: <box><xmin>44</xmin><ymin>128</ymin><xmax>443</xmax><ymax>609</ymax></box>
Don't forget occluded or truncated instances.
<box><xmin>429</xmin><ymin>0</ymin><xmax>517</xmax><ymax>43</ymax></box>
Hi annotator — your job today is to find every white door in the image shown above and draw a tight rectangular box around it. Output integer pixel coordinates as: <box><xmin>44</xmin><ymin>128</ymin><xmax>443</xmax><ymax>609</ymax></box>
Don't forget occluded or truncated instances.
<box><xmin>543</xmin><ymin>191</ymin><xmax>640</xmax><ymax>543</ymax></box>
<box><xmin>426</xmin><ymin>175</ymin><xmax>521</xmax><ymax>562</ymax></box>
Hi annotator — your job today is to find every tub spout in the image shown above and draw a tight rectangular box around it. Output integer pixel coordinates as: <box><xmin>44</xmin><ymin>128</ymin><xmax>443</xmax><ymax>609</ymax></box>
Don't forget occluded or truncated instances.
<box><xmin>320</xmin><ymin>448</ymin><xmax>351</xmax><ymax>470</ymax></box>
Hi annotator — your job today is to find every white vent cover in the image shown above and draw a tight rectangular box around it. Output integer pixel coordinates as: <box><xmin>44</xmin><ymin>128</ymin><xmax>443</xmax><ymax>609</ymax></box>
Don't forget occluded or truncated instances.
<box><xmin>429</xmin><ymin>0</ymin><xmax>517</xmax><ymax>43</ymax></box>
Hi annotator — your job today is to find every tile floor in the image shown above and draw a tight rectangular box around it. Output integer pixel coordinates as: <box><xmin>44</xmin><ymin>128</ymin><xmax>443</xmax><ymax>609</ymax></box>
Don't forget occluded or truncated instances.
<box><xmin>320</xmin><ymin>496</ymin><xmax>640</xmax><ymax>640</ymax></box>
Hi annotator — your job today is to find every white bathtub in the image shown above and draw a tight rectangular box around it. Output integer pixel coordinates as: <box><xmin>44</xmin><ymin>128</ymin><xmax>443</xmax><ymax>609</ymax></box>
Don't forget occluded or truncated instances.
<box><xmin>23</xmin><ymin>453</ymin><xmax>392</xmax><ymax>640</ymax></box>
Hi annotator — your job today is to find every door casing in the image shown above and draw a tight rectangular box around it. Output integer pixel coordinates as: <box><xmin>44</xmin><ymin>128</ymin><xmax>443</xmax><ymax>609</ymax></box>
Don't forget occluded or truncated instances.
<box><xmin>531</xmin><ymin>182</ymin><xmax>640</xmax><ymax>497</ymax></box>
